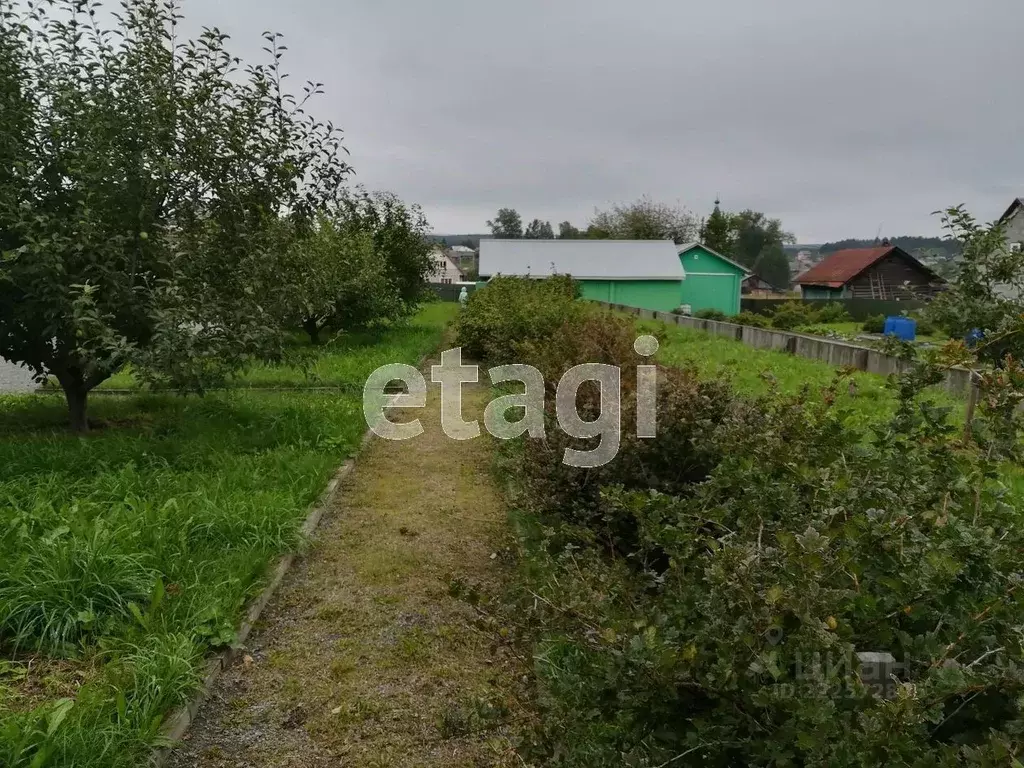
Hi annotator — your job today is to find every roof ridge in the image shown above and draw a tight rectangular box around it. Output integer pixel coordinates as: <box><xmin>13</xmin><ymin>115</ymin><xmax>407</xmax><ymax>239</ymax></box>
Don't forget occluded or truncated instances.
<box><xmin>999</xmin><ymin>197</ymin><xmax>1024</xmax><ymax>224</ymax></box>
<box><xmin>794</xmin><ymin>246</ymin><xmax>897</xmax><ymax>286</ymax></box>
<box><xmin>679</xmin><ymin>242</ymin><xmax>752</xmax><ymax>275</ymax></box>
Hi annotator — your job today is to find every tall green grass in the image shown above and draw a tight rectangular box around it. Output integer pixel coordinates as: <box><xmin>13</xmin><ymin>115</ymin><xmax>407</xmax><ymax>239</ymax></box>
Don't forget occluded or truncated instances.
<box><xmin>0</xmin><ymin>304</ymin><xmax>456</xmax><ymax>766</ymax></box>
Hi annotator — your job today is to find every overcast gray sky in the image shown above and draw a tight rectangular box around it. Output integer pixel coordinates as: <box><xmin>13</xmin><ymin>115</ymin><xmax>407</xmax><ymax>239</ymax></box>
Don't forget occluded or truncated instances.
<box><xmin>187</xmin><ymin>0</ymin><xmax>1023</xmax><ymax>243</ymax></box>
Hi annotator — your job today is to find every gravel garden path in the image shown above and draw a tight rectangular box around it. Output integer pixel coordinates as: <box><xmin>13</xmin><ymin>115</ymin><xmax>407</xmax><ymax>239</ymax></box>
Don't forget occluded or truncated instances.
<box><xmin>167</xmin><ymin>365</ymin><xmax>529</xmax><ymax>767</ymax></box>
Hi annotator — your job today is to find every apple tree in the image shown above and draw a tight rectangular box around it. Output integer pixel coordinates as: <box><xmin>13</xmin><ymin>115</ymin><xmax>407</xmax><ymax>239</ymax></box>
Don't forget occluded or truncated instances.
<box><xmin>0</xmin><ymin>0</ymin><xmax>350</xmax><ymax>430</ymax></box>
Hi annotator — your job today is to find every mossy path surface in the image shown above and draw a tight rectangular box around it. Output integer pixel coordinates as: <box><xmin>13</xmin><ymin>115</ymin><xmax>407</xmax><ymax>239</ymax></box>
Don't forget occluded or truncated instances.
<box><xmin>168</xmin><ymin>372</ymin><xmax>528</xmax><ymax>767</ymax></box>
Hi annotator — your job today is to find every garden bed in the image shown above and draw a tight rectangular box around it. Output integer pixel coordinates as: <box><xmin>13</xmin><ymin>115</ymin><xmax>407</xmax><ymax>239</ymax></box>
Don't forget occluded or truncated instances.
<box><xmin>795</xmin><ymin>321</ymin><xmax>947</xmax><ymax>346</ymax></box>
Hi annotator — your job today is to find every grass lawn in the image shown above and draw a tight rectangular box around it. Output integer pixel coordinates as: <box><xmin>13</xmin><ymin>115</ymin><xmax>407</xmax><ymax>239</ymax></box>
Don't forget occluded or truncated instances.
<box><xmin>91</xmin><ymin>302</ymin><xmax>458</xmax><ymax>391</ymax></box>
<box><xmin>638</xmin><ymin>318</ymin><xmax>965</xmax><ymax>431</ymax></box>
<box><xmin>0</xmin><ymin>303</ymin><xmax>456</xmax><ymax>767</ymax></box>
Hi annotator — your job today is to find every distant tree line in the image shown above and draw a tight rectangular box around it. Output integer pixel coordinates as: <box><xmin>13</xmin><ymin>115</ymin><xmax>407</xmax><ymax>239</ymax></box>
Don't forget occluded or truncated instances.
<box><xmin>819</xmin><ymin>236</ymin><xmax>961</xmax><ymax>256</ymax></box>
<box><xmin>427</xmin><ymin>234</ymin><xmax>489</xmax><ymax>249</ymax></box>
<box><xmin>487</xmin><ymin>196</ymin><xmax>698</xmax><ymax>244</ymax></box>
<box><xmin>699</xmin><ymin>201</ymin><xmax>795</xmax><ymax>289</ymax></box>
<box><xmin>817</xmin><ymin>236</ymin><xmax>963</xmax><ymax>280</ymax></box>
<box><xmin>484</xmin><ymin>198</ymin><xmax>795</xmax><ymax>289</ymax></box>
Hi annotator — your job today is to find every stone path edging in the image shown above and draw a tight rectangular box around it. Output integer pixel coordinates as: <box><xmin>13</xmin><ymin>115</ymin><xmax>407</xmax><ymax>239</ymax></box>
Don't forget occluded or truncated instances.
<box><xmin>149</xmin><ymin>349</ymin><xmax>435</xmax><ymax>766</ymax></box>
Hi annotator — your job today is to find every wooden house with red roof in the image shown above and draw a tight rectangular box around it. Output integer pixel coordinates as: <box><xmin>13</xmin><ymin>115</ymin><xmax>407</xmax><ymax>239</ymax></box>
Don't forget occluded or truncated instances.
<box><xmin>794</xmin><ymin>245</ymin><xmax>945</xmax><ymax>300</ymax></box>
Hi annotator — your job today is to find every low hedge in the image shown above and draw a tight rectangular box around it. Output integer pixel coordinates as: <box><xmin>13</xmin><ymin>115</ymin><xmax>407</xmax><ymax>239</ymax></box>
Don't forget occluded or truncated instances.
<box><xmin>863</xmin><ymin>314</ymin><xmax>886</xmax><ymax>333</ymax></box>
<box><xmin>725</xmin><ymin>302</ymin><xmax>851</xmax><ymax>331</ymax></box>
<box><xmin>730</xmin><ymin>310</ymin><xmax>770</xmax><ymax>328</ymax></box>
<box><xmin>455</xmin><ymin>274</ymin><xmax>581</xmax><ymax>363</ymax></box>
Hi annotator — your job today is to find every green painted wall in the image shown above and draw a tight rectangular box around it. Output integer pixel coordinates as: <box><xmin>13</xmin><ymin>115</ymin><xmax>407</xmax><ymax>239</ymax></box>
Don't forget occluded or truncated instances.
<box><xmin>576</xmin><ymin>246</ymin><xmax>745</xmax><ymax>314</ymax></box>
<box><xmin>580</xmin><ymin>280</ymin><xmax>612</xmax><ymax>303</ymax></box>
<box><xmin>678</xmin><ymin>246</ymin><xmax>746</xmax><ymax>315</ymax></box>
<box><xmin>579</xmin><ymin>280</ymin><xmax>683</xmax><ymax>312</ymax></box>
<box><xmin>680</xmin><ymin>273</ymin><xmax>741</xmax><ymax>314</ymax></box>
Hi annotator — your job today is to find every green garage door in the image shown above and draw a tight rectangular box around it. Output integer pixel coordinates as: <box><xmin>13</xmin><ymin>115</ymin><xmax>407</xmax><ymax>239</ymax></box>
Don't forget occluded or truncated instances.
<box><xmin>677</xmin><ymin>246</ymin><xmax>747</xmax><ymax>316</ymax></box>
<box><xmin>679</xmin><ymin>272</ymin><xmax>742</xmax><ymax>315</ymax></box>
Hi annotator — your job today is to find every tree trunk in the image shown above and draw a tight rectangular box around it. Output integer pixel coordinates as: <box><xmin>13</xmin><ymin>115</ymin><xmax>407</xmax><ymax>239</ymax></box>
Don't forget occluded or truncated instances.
<box><xmin>58</xmin><ymin>374</ymin><xmax>90</xmax><ymax>434</ymax></box>
<box><xmin>303</xmin><ymin>318</ymin><xmax>322</xmax><ymax>346</ymax></box>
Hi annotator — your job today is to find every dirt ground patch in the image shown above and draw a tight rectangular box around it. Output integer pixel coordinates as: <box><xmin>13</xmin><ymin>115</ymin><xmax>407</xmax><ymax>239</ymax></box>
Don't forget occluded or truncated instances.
<box><xmin>1</xmin><ymin>656</ymin><xmax>100</xmax><ymax>714</ymax></box>
<box><xmin>167</xmin><ymin>375</ymin><xmax>531</xmax><ymax>767</ymax></box>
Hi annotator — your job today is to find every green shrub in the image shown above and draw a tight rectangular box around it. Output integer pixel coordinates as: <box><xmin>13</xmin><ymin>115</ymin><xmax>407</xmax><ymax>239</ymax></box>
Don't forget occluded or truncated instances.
<box><xmin>481</xmin><ymin>283</ymin><xmax>1024</xmax><ymax>766</ymax></box>
<box><xmin>511</xmin><ymin>310</ymin><xmax>732</xmax><ymax>542</ymax></box>
<box><xmin>915</xmin><ymin>318</ymin><xmax>935</xmax><ymax>336</ymax></box>
<box><xmin>862</xmin><ymin>314</ymin><xmax>886</xmax><ymax>333</ymax></box>
<box><xmin>456</xmin><ymin>275</ymin><xmax>581</xmax><ymax>364</ymax></box>
<box><xmin>694</xmin><ymin>308</ymin><xmax>727</xmax><ymax>321</ymax></box>
<box><xmin>798</xmin><ymin>323</ymin><xmax>849</xmax><ymax>339</ymax></box>
<box><xmin>817</xmin><ymin>302</ymin><xmax>853</xmax><ymax>323</ymax></box>
<box><xmin>770</xmin><ymin>301</ymin><xmax>819</xmax><ymax>330</ymax></box>
<box><xmin>730</xmin><ymin>310</ymin><xmax>770</xmax><ymax>328</ymax></box>
<box><xmin>875</xmin><ymin>334</ymin><xmax>919</xmax><ymax>360</ymax></box>
<box><xmin>908</xmin><ymin>312</ymin><xmax>937</xmax><ymax>337</ymax></box>
<box><xmin>510</xmin><ymin>369</ymin><xmax>1024</xmax><ymax>765</ymax></box>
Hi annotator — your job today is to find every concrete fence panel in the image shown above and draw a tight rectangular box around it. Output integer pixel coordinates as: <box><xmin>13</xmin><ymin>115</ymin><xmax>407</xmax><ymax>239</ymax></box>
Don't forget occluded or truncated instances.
<box><xmin>942</xmin><ymin>367</ymin><xmax>973</xmax><ymax>395</ymax></box>
<box><xmin>593</xmin><ymin>300</ymin><xmax>973</xmax><ymax>399</ymax></box>
<box><xmin>740</xmin><ymin>326</ymin><xmax>793</xmax><ymax>352</ymax></box>
<box><xmin>703</xmin><ymin>319</ymin><xmax>745</xmax><ymax>341</ymax></box>
<box><xmin>793</xmin><ymin>335</ymin><xmax>869</xmax><ymax>370</ymax></box>
<box><xmin>864</xmin><ymin>349</ymin><xmax>904</xmax><ymax>377</ymax></box>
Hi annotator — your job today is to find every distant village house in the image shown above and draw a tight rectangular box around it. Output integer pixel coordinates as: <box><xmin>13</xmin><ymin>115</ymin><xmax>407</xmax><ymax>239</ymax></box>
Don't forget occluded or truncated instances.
<box><xmin>794</xmin><ymin>245</ymin><xmax>945</xmax><ymax>300</ymax></box>
<box><xmin>999</xmin><ymin>198</ymin><xmax>1024</xmax><ymax>254</ymax></box>
<box><xmin>992</xmin><ymin>197</ymin><xmax>1024</xmax><ymax>299</ymax></box>
<box><xmin>741</xmin><ymin>274</ymin><xmax>789</xmax><ymax>298</ymax></box>
<box><xmin>427</xmin><ymin>248</ymin><xmax>466</xmax><ymax>285</ymax></box>
<box><xmin>447</xmin><ymin>245</ymin><xmax>478</xmax><ymax>275</ymax></box>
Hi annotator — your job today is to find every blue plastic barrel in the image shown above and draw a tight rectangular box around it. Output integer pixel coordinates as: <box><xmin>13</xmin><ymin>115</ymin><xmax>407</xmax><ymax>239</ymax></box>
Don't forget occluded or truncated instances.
<box><xmin>883</xmin><ymin>316</ymin><xmax>916</xmax><ymax>341</ymax></box>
